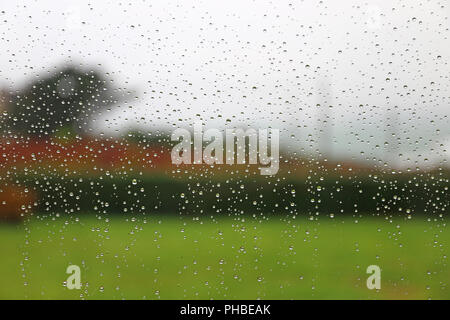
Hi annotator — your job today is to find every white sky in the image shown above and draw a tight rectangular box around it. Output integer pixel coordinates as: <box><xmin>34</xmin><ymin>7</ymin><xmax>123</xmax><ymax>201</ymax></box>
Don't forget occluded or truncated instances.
<box><xmin>0</xmin><ymin>0</ymin><xmax>449</xmax><ymax>168</ymax></box>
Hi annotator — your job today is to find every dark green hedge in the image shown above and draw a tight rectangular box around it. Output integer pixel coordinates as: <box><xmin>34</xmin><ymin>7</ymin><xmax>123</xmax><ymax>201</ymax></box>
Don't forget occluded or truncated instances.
<box><xmin>16</xmin><ymin>172</ymin><xmax>449</xmax><ymax>217</ymax></box>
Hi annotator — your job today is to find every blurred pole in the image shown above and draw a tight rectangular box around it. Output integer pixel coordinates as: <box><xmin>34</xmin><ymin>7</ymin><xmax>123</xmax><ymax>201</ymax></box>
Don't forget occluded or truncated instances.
<box><xmin>384</xmin><ymin>104</ymin><xmax>399</xmax><ymax>167</ymax></box>
<box><xmin>316</xmin><ymin>77</ymin><xmax>333</xmax><ymax>160</ymax></box>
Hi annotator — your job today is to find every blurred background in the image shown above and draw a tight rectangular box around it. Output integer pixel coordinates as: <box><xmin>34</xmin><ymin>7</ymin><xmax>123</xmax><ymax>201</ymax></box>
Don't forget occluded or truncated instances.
<box><xmin>0</xmin><ymin>0</ymin><xmax>448</xmax><ymax>299</ymax></box>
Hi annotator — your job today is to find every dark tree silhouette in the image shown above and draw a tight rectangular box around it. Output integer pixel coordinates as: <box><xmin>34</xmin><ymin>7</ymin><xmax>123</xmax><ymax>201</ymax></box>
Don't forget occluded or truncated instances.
<box><xmin>6</xmin><ymin>65</ymin><xmax>121</xmax><ymax>136</ymax></box>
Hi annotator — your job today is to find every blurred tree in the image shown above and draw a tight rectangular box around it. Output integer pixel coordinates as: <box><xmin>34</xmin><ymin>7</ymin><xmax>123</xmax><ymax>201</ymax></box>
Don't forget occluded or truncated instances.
<box><xmin>126</xmin><ymin>129</ymin><xmax>173</xmax><ymax>148</ymax></box>
<box><xmin>6</xmin><ymin>65</ymin><xmax>121</xmax><ymax>137</ymax></box>
<box><xmin>0</xmin><ymin>89</ymin><xmax>11</xmax><ymax>133</ymax></box>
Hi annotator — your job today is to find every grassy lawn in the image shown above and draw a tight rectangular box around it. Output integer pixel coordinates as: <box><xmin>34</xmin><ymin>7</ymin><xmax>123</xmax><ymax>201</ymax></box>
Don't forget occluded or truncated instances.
<box><xmin>0</xmin><ymin>214</ymin><xmax>448</xmax><ymax>299</ymax></box>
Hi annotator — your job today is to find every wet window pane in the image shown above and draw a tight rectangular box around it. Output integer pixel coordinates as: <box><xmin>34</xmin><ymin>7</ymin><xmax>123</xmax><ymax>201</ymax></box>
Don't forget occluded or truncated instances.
<box><xmin>0</xmin><ymin>0</ymin><xmax>448</xmax><ymax>300</ymax></box>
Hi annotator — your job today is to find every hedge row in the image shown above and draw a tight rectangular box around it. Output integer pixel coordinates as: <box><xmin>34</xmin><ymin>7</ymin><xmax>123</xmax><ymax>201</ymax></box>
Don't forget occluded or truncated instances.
<box><xmin>16</xmin><ymin>173</ymin><xmax>449</xmax><ymax>217</ymax></box>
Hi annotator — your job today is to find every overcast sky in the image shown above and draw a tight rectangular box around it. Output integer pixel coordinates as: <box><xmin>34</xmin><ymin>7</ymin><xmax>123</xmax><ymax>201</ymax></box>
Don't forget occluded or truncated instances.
<box><xmin>0</xmin><ymin>0</ymin><xmax>449</xmax><ymax>168</ymax></box>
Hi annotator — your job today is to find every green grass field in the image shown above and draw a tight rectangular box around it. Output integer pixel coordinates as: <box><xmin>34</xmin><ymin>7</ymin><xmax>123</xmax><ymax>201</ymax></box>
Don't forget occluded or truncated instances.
<box><xmin>0</xmin><ymin>215</ymin><xmax>448</xmax><ymax>299</ymax></box>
